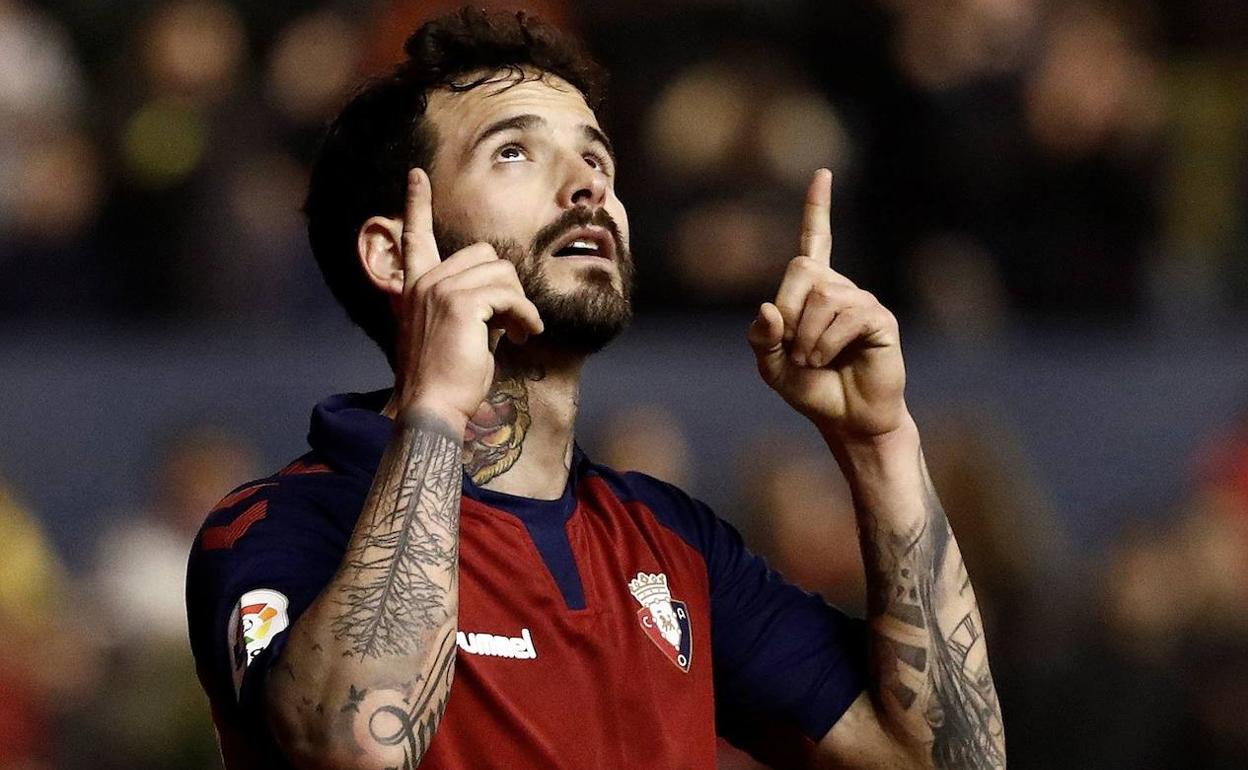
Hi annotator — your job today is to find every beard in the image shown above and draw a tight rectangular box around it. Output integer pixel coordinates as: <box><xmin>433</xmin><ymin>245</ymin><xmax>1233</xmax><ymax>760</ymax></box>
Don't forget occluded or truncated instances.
<box><xmin>434</xmin><ymin>207</ymin><xmax>635</xmax><ymax>359</ymax></box>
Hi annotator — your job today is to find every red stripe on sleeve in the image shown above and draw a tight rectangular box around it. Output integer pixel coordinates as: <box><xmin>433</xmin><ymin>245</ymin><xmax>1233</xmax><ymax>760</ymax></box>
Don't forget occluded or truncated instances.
<box><xmin>210</xmin><ymin>483</ymin><xmax>275</xmax><ymax>514</ymax></box>
<box><xmin>201</xmin><ymin>501</ymin><xmax>269</xmax><ymax>551</ymax></box>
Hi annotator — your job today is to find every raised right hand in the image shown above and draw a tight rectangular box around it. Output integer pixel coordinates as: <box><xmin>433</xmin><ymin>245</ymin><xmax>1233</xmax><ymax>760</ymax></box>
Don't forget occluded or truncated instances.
<box><xmin>393</xmin><ymin>168</ymin><xmax>544</xmax><ymax>426</ymax></box>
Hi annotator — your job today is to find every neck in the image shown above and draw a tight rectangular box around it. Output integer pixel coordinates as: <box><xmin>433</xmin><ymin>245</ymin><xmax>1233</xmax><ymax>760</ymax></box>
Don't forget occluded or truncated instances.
<box><xmin>467</xmin><ymin>350</ymin><xmax>583</xmax><ymax>499</ymax></box>
<box><xmin>384</xmin><ymin>344</ymin><xmax>584</xmax><ymax>501</ymax></box>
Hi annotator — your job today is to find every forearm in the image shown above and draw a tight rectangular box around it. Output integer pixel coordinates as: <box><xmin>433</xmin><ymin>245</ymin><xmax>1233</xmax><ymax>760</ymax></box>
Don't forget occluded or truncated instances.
<box><xmin>824</xmin><ymin>415</ymin><xmax>1006</xmax><ymax>770</ymax></box>
<box><xmin>267</xmin><ymin>410</ymin><xmax>465</xmax><ymax>770</ymax></box>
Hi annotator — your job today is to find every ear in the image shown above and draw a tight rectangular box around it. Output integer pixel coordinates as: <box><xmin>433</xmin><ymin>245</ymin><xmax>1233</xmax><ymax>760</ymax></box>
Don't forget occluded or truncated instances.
<box><xmin>357</xmin><ymin>215</ymin><xmax>405</xmax><ymax>297</ymax></box>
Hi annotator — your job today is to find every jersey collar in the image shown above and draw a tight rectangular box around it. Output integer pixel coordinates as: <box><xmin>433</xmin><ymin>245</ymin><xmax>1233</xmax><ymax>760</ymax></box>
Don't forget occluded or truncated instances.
<box><xmin>308</xmin><ymin>389</ymin><xmax>585</xmax><ymax>521</ymax></box>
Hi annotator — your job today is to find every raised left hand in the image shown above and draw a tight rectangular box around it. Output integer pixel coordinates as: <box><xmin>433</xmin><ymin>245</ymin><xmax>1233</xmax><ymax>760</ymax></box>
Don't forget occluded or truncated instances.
<box><xmin>747</xmin><ymin>169</ymin><xmax>908</xmax><ymax>441</ymax></box>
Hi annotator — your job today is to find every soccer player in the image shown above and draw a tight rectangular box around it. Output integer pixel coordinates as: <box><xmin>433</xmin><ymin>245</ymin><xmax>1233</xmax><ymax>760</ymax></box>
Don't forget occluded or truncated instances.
<box><xmin>187</xmin><ymin>9</ymin><xmax>1006</xmax><ymax>770</ymax></box>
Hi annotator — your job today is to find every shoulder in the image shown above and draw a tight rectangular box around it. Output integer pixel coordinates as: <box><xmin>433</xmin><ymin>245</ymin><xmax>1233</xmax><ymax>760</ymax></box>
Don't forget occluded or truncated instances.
<box><xmin>185</xmin><ymin>453</ymin><xmax>364</xmax><ymax>665</ymax></box>
<box><xmin>580</xmin><ymin>460</ymin><xmax>733</xmax><ymax>563</ymax></box>
<box><xmin>189</xmin><ymin>452</ymin><xmax>364</xmax><ymax>572</ymax></box>
<box><xmin>583</xmin><ymin>461</ymin><xmax>701</xmax><ymax>514</ymax></box>
<box><xmin>203</xmin><ymin>453</ymin><xmax>354</xmax><ymax>518</ymax></box>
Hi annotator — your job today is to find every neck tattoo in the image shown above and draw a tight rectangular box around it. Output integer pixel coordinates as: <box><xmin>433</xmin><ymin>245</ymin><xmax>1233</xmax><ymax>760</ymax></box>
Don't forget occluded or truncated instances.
<box><xmin>462</xmin><ymin>375</ymin><xmax>530</xmax><ymax>485</ymax></box>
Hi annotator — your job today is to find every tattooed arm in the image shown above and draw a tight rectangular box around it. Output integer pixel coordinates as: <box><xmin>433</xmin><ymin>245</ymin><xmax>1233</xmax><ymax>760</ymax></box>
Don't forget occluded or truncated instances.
<box><xmin>815</xmin><ymin>420</ymin><xmax>1006</xmax><ymax>770</ymax></box>
<box><xmin>265</xmin><ymin>412</ymin><xmax>464</xmax><ymax>770</ymax></box>
<box><xmin>264</xmin><ymin>169</ymin><xmax>544</xmax><ymax>770</ymax></box>
<box><xmin>748</xmin><ymin>170</ymin><xmax>1003</xmax><ymax>769</ymax></box>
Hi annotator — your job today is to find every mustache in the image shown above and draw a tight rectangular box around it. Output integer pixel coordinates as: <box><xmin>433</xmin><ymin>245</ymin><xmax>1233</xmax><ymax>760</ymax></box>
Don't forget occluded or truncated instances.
<box><xmin>530</xmin><ymin>207</ymin><xmax>626</xmax><ymax>259</ymax></box>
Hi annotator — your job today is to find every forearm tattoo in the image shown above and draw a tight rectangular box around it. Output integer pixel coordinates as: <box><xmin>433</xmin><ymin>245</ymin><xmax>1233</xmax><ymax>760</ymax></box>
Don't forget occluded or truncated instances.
<box><xmin>345</xmin><ymin>629</ymin><xmax>458</xmax><ymax>770</ymax></box>
<box><xmin>862</xmin><ymin>458</ymin><xmax>1006</xmax><ymax>769</ymax></box>
<box><xmin>332</xmin><ymin>420</ymin><xmax>462</xmax><ymax>658</ymax></box>
<box><xmin>321</xmin><ymin>418</ymin><xmax>461</xmax><ymax>766</ymax></box>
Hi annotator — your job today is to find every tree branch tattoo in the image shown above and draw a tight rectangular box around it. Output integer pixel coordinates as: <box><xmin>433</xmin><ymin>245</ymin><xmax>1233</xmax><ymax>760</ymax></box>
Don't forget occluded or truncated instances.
<box><xmin>267</xmin><ymin>414</ymin><xmax>463</xmax><ymax>768</ymax></box>
<box><xmin>332</xmin><ymin>423</ymin><xmax>462</xmax><ymax>659</ymax></box>
<box><xmin>463</xmin><ymin>375</ymin><xmax>530</xmax><ymax>485</ymax></box>
<box><xmin>862</xmin><ymin>458</ymin><xmax>1006</xmax><ymax>769</ymax></box>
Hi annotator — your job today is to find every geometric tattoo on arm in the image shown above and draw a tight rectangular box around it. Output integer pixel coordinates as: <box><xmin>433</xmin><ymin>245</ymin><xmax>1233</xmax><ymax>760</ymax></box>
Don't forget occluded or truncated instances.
<box><xmin>863</xmin><ymin>458</ymin><xmax>1007</xmax><ymax>770</ymax></box>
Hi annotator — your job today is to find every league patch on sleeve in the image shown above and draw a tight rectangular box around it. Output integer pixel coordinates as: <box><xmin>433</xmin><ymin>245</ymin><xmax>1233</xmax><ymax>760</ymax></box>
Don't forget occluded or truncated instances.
<box><xmin>228</xmin><ymin>588</ymin><xmax>290</xmax><ymax>698</ymax></box>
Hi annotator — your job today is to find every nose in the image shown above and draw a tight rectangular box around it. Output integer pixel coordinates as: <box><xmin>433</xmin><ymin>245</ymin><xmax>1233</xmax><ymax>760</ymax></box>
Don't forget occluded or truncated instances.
<box><xmin>557</xmin><ymin>154</ymin><xmax>607</xmax><ymax>209</ymax></box>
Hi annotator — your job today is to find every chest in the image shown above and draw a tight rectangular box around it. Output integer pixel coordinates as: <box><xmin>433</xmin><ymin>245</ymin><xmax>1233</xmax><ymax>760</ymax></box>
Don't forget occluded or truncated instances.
<box><xmin>422</xmin><ymin>481</ymin><xmax>718</xmax><ymax>768</ymax></box>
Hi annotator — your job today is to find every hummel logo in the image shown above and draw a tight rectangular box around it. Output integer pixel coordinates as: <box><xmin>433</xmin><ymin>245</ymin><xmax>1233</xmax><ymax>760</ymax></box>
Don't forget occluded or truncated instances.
<box><xmin>456</xmin><ymin>627</ymin><xmax>538</xmax><ymax>660</ymax></box>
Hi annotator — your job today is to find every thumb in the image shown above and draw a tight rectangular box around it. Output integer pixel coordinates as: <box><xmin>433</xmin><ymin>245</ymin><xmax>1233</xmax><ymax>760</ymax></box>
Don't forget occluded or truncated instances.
<box><xmin>747</xmin><ymin>302</ymin><xmax>786</xmax><ymax>381</ymax></box>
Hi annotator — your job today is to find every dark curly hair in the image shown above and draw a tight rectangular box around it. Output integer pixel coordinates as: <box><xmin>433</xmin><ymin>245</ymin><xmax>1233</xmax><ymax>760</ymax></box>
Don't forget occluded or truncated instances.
<box><xmin>304</xmin><ymin>7</ymin><xmax>608</xmax><ymax>363</ymax></box>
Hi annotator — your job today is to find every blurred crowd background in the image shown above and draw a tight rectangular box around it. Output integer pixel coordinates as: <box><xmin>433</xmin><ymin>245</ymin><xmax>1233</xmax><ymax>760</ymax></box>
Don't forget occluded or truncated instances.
<box><xmin>1</xmin><ymin>0</ymin><xmax>1247</xmax><ymax>767</ymax></box>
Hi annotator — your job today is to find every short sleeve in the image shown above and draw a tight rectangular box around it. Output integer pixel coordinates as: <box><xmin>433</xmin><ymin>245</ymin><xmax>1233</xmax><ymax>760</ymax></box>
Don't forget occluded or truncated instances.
<box><xmin>185</xmin><ymin>478</ymin><xmax>353</xmax><ymax>737</ymax></box>
<box><xmin>619</xmin><ymin>473</ymin><xmax>868</xmax><ymax>755</ymax></box>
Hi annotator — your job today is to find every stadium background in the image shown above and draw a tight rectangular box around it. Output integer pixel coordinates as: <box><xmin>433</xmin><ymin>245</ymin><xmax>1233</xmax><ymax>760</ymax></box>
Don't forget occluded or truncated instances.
<box><xmin>1</xmin><ymin>0</ymin><xmax>1246</xmax><ymax>767</ymax></box>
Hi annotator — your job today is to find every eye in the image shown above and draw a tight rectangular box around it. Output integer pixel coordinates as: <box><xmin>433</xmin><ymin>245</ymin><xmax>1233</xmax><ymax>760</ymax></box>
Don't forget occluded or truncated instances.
<box><xmin>496</xmin><ymin>144</ymin><xmax>528</xmax><ymax>163</ymax></box>
<box><xmin>584</xmin><ymin>152</ymin><xmax>611</xmax><ymax>173</ymax></box>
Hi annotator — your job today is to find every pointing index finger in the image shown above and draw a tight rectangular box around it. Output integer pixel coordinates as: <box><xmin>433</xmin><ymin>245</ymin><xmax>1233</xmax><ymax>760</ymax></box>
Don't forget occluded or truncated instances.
<box><xmin>402</xmin><ymin>168</ymin><xmax>441</xmax><ymax>287</ymax></box>
<box><xmin>799</xmin><ymin>168</ymin><xmax>833</xmax><ymax>265</ymax></box>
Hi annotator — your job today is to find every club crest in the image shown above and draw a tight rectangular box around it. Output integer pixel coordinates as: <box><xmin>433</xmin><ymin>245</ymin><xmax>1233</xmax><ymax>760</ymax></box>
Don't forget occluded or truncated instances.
<box><xmin>628</xmin><ymin>572</ymin><xmax>692</xmax><ymax>673</ymax></box>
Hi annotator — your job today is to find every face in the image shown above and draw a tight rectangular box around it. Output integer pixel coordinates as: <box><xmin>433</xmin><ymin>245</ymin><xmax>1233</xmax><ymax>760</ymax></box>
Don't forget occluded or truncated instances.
<box><xmin>423</xmin><ymin>70</ymin><xmax>634</xmax><ymax>357</ymax></box>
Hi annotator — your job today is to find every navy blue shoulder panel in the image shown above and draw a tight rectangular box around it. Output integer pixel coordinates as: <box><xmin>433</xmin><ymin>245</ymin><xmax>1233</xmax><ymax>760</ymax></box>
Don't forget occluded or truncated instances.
<box><xmin>584</xmin><ymin>461</ymin><xmax>868</xmax><ymax>747</ymax></box>
<box><xmin>186</xmin><ymin>453</ymin><xmax>367</xmax><ymax>748</ymax></box>
<box><xmin>585</xmin><ymin>461</ymin><xmax>720</xmax><ymax>560</ymax></box>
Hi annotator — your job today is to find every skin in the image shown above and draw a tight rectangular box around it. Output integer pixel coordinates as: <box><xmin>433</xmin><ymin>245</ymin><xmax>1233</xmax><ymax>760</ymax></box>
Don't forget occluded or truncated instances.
<box><xmin>749</xmin><ymin>172</ymin><xmax>1006</xmax><ymax>769</ymax></box>
<box><xmin>265</xmin><ymin>70</ymin><xmax>1005</xmax><ymax>770</ymax></box>
<box><xmin>363</xmin><ymin>70</ymin><xmax>625</xmax><ymax>500</ymax></box>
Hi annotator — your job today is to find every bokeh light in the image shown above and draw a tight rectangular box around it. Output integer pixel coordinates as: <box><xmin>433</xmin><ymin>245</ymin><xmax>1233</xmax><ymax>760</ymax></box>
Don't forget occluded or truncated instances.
<box><xmin>120</xmin><ymin>96</ymin><xmax>207</xmax><ymax>186</ymax></box>
<box><xmin>266</xmin><ymin>10</ymin><xmax>361</xmax><ymax>125</ymax></box>
<box><xmin>757</xmin><ymin>91</ymin><xmax>851</xmax><ymax>184</ymax></box>
<box><xmin>645</xmin><ymin>61</ymin><xmax>750</xmax><ymax>179</ymax></box>
<box><xmin>141</xmin><ymin>0</ymin><xmax>246</xmax><ymax>102</ymax></box>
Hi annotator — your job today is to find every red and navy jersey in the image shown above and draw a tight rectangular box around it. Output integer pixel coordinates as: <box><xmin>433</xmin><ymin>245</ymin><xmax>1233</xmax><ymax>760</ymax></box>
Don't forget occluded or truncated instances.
<box><xmin>186</xmin><ymin>391</ymin><xmax>867</xmax><ymax>769</ymax></box>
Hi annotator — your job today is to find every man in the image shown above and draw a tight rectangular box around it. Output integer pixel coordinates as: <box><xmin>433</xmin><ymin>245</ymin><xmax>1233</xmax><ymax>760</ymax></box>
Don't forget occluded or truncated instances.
<box><xmin>187</xmin><ymin>8</ymin><xmax>1006</xmax><ymax>770</ymax></box>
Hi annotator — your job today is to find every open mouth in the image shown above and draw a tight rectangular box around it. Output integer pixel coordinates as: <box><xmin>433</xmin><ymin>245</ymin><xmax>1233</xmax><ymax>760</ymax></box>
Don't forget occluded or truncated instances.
<box><xmin>554</xmin><ymin>240</ymin><xmax>603</xmax><ymax>257</ymax></box>
<box><xmin>550</xmin><ymin>227</ymin><xmax>615</xmax><ymax>261</ymax></box>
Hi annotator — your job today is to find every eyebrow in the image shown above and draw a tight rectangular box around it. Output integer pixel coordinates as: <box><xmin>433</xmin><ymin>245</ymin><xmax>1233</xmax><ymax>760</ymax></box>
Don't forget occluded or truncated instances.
<box><xmin>468</xmin><ymin>114</ymin><xmax>544</xmax><ymax>159</ymax></box>
<box><xmin>466</xmin><ymin>113</ymin><xmax>617</xmax><ymax>168</ymax></box>
<box><xmin>582</xmin><ymin>124</ymin><xmax>616</xmax><ymax>168</ymax></box>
